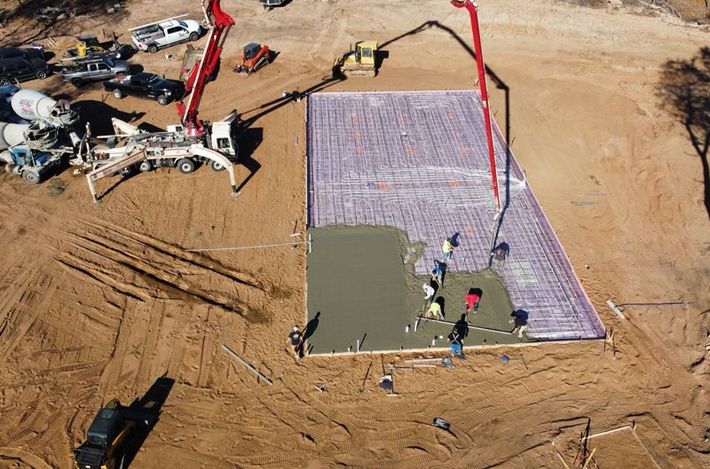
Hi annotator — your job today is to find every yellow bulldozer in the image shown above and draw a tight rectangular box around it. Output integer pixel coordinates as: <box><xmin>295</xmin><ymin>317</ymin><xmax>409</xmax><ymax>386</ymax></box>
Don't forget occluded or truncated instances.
<box><xmin>333</xmin><ymin>41</ymin><xmax>378</xmax><ymax>78</ymax></box>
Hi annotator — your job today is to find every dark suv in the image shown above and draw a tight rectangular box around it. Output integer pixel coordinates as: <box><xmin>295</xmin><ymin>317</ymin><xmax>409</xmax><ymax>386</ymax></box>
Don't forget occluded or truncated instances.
<box><xmin>0</xmin><ymin>47</ymin><xmax>44</xmax><ymax>60</ymax></box>
<box><xmin>0</xmin><ymin>48</ymin><xmax>49</xmax><ymax>86</ymax></box>
<box><xmin>103</xmin><ymin>72</ymin><xmax>185</xmax><ymax>105</ymax></box>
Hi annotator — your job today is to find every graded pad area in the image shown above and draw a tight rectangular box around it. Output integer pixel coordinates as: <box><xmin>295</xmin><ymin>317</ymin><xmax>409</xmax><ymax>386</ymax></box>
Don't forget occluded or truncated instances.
<box><xmin>306</xmin><ymin>90</ymin><xmax>605</xmax><ymax>342</ymax></box>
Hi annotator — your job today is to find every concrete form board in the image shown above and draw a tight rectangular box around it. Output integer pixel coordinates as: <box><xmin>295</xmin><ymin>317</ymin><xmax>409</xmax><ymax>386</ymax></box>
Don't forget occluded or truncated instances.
<box><xmin>307</xmin><ymin>90</ymin><xmax>605</xmax><ymax>341</ymax></box>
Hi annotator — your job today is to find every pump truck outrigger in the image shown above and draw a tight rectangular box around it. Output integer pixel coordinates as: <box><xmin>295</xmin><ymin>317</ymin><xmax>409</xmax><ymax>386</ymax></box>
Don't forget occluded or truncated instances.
<box><xmin>71</xmin><ymin>0</ymin><xmax>240</xmax><ymax>202</ymax></box>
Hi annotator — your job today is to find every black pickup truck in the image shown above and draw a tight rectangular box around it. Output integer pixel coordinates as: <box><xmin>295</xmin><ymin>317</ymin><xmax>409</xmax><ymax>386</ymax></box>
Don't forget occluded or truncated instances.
<box><xmin>103</xmin><ymin>72</ymin><xmax>185</xmax><ymax>105</ymax></box>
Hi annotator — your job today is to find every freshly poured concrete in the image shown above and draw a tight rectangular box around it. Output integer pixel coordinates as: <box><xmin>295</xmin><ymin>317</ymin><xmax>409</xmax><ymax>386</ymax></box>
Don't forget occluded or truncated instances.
<box><xmin>306</xmin><ymin>226</ymin><xmax>519</xmax><ymax>354</ymax></box>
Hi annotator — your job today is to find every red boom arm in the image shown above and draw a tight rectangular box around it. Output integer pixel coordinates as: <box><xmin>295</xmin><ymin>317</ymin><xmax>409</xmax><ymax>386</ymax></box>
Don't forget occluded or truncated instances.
<box><xmin>451</xmin><ymin>0</ymin><xmax>501</xmax><ymax>213</ymax></box>
<box><xmin>176</xmin><ymin>0</ymin><xmax>235</xmax><ymax>136</ymax></box>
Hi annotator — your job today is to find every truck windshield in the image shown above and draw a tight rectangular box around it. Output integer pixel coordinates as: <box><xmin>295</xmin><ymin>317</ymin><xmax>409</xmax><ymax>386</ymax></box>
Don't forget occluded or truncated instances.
<box><xmin>87</xmin><ymin>434</ymin><xmax>108</xmax><ymax>447</ymax></box>
<box><xmin>178</xmin><ymin>20</ymin><xmax>188</xmax><ymax>28</ymax></box>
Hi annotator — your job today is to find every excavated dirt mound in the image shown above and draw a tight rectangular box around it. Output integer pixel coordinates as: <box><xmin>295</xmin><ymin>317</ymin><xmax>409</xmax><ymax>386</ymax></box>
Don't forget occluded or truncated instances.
<box><xmin>0</xmin><ymin>1</ymin><xmax>708</xmax><ymax>468</ymax></box>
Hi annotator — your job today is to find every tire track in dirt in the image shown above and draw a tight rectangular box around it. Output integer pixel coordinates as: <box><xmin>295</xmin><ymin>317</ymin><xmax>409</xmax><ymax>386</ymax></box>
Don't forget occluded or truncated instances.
<box><xmin>0</xmin><ymin>267</ymin><xmax>35</xmax><ymax>355</ymax></box>
<box><xmin>0</xmin><ymin>270</ymin><xmax>55</xmax><ymax>363</ymax></box>
<box><xmin>34</xmin><ymin>304</ymin><xmax>108</xmax><ymax>352</ymax></box>
<box><xmin>61</xmin><ymin>221</ymin><xmax>271</xmax><ymax>322</ymax></box>
<box><xmin>133</xmin><ymin>302</ymin><xmax>168</xmax><ymax>394</ymax></box>
<box><xmin>165</xmin><ymin>309</ymin><xmax>188</xmax><ymax>379</ymax></box>
<box><xmin>97</xmin><ymin>298</ymin><xmax>142</xmax><ymax>399</ymax></box>
<box><xmin>55</xmin><ymin>254</ymin><xmax>149</xmax><ymax>303</ymax></box>
<box><xmin>0</xmin><ymin>400</ymin><xmax>66</xmax><ymax>448</ymax></box>
<box><xmin>1</xmin><ymin>200</ymin><xmax>277</xmax><ymax>322</ymax></box>
<box><xmin>0</xmin><ymin>447</ymin><xmax>52</xmax><ymax>469</ymax></box>
<box><xmin>154</xmin><ymin>303</ymin><xmax>181</xmax><ymax>378</ymax></box>
<box><xmin>63</xmin><ymin>237</ymin><xmax>247</xmax><ymax>316</ymax></box>
<box><xmin>83</xmin><ymin>219</ymin><xmax>266</xmax><ymax>291</ymax></box>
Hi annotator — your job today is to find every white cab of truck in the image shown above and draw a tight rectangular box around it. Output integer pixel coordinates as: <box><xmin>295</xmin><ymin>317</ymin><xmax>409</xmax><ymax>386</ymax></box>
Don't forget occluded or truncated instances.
<box><xmin>131</xmin><ymin>18</ymin><xmax>202</xmax><ymax>53</ymax></box>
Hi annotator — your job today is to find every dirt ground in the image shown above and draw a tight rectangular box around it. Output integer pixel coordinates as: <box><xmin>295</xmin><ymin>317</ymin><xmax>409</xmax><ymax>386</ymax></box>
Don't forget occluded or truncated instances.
<box><xmin>0</xmin><ymin>0</ymin><xmax>709</xmax><ymax>468</ymax></box>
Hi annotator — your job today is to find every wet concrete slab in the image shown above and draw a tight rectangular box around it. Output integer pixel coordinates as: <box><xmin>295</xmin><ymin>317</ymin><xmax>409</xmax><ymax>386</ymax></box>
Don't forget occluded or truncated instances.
<box><xmin>306</xmin><ymin>226</ymin><xmax>520</xmax><ymax>354</ymax></box>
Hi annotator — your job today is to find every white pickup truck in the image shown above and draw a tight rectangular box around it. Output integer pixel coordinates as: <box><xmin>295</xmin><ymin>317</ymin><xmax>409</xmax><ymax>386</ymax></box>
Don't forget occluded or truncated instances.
<box><xmin>130</xmin><ymin>17</ymin><xmax>203</xmax><ymax>53</ymax></box>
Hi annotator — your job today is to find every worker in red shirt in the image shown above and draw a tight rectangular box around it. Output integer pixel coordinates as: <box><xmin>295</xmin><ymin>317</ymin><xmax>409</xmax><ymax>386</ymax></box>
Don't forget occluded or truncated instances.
<box><xmin>464</xmin><ymin>288</ymin><xmax>481</xmax><ymax>319</ymax></box>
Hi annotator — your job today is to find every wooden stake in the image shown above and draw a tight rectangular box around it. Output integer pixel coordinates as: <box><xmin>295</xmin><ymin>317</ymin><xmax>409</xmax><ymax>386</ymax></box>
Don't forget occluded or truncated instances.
<box><xmin>359</xmin><ymin>361</ymin><xmax>372</xmax><ymax>393</ymax></box>
<box><xmin>606</xmin><ymin>299</ymin><xmax>626</xmax><ymax>320</ymax></box>
<box><xmin>520</xmin><ymin>350</ymin><xmax>528</xmax><ymax>370</ymax></box>
<box><xmin>585</xmin><ymin>426</ymin><xmax>631</xmax><ymax>441</ymax></box>
<box><xmin>582</xmin><ymin>447</ymin><xmax>596</xmax><ymax>469</ymax></box>
<box><xmin>222</xmin><ymin>344</ymin><xmax>273</xmax><ymax>385</ymax></box>
<box><xmin>554</xmin><ymin>450</ymin><xmax>571</xmax><ymax>469</ymax></box>
<box><xmin>390</xmin><ymin>364</ymin><xmax>436</xmax><ymax>370</ymax></box>
<box><xmin>630</xmin><ymin>428</ymin><xmax>663</xmax><ymax>469</ymax></box>
<box><xmin>603</xmin><ymin>329</ymin><xmax>615</xmax><ymax>356</ymax></box>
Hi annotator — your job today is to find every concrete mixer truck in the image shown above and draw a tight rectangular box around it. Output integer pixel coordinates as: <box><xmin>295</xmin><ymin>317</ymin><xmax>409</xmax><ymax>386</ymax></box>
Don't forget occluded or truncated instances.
<box><xmin>0</xmin><ymin>86</ymin><xmax>81</xmax><ymax>183</ymax></box>
<box><xmin>8</xmin><ymin>87</ymin><xmax>79</xmax><ymax>127</ymax></box>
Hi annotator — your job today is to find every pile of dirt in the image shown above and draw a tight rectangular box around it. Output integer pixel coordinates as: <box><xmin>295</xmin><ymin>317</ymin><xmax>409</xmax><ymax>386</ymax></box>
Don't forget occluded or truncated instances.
<box><xmin>558</xmin><ymin>0</ymin><xmax>709</xmax><ymax>22</ymax></box>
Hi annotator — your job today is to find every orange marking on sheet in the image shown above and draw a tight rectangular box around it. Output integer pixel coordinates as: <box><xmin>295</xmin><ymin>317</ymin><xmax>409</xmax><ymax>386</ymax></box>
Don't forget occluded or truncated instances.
<box><xmin>448</xmin><ymin>179</ymin><xmax>461</xmax><ymax>188</ymax></box>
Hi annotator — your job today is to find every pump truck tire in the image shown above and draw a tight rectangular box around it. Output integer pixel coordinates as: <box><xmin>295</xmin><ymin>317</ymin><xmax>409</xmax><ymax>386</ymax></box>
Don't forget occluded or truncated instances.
<box><xmin>209</xmin><ymin>160</ymin><xmax>225</xmax><ymax>172</ymax></box>
<box><xmin>176</xmin><ymin>158</ymin><xmax>195</xmax><ymax>174</ymax></box>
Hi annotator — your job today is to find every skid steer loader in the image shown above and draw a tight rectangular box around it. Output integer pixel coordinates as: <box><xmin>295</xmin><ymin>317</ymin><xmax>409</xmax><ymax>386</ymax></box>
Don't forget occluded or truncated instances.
<box><xmin>234</xmin><ymin>42</ymin><xmax>272</xmax><ymax>74</ymax></box>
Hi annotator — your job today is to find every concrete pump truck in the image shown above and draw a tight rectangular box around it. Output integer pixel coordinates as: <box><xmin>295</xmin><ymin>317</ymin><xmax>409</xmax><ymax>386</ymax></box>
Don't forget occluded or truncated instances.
<box><xmin>73</xmin><ymin>0</ymin><xmax>240</xmax><ymax>202</ymax></box>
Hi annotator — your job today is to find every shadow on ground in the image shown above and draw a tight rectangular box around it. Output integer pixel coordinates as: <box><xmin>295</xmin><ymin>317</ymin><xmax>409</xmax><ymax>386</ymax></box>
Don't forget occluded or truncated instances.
<box><xmin>657</xmin><ymin>46</ymin><xmax>710</xmax><ymax>220</ymax></box>
<box><xmin>123</xmin><ymin>376</ymin><xmax>175</xmax><ymax>467</ymax></box>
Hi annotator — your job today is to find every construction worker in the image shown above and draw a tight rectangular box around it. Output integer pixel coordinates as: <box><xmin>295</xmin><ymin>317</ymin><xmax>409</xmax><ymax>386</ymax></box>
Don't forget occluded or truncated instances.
<box><xmin>287</xmin><ymin>325</ymin><xmax>304</xmax><ymax>361</ymax></box>
<box><xmin>464</xmin><ymin>288</ymin><xmax>481</xmax><ymax>319</ymax></box>
<box><xmin>509</xmin><ymin>310</ymin><xmax>529</xmax><ymax>338</ymax></box>
<box><xmin>378</xmin><ymin>374</ymin><xmax>393</xmax><ymax>392</ymax></box>
<box><xmin>490</xmin><ymin>242</ymin><xmax>510</xmax><ymax>269</ymax></box>
<box><xmin>426</xmin><ymin>298</ymin><xmax>443</xmax><ymax>320</ymax></box>
<box><xmin>448</xmin><ymin>328</ymin><xmax>463</xmax><ymax>358</ymax></box>
<box><xmin>431</xmin><ymin>260</ymin><xmax>444</xmax><ymax>288</ymax></box>
<box><xmin>422</xmin><ymin>282</ymin><xmax>435</xmax><ymax>309</ymax></box>
<box><xmin>442</xmin><ymin>237</ymin><xmax>454</xmax><ymax>262</ymax></box>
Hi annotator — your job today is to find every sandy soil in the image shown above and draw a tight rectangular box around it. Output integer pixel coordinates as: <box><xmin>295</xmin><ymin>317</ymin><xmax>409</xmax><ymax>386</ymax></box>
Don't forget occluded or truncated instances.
<box><xmin>0</xmin><ymin>0</ymin><xmax>709</xmax><ymax>467</ymax></box>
